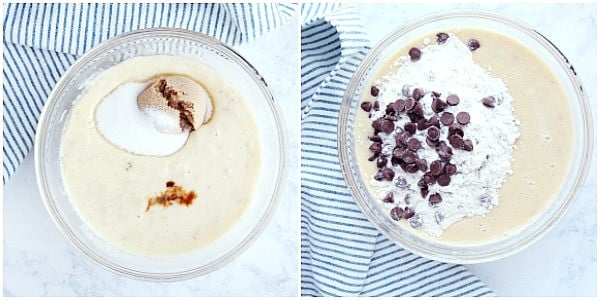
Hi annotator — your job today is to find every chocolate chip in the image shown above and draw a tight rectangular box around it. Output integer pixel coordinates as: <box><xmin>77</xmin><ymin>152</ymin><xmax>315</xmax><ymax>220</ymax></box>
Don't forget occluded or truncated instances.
<box><xmin>482</xmin><ymin>96</ymin><xmax>496</xmax><ymax>108</ymax></box>
<box><xmin>456</xmin><ymin>112</ymin><xmax>470</xmax><ymax>125</ymax></box>
<box><xmin>410</xmin><ymin>102</ymin><xmax>424</xmax><ymax>117</ymax></box>
<box><xmin>463</xmin><ymin>139</ymin><xmax>474</xmax><ymax>151</ymax></box>
<box><xmin>431</xmin><ymin>98</ymin><xmax>448</xmax><ymax>113</ymax></box>
<box><xmin>417</xmin><ymin>178</ymin><xmax>427</xmax><ymax>188</ymax></box>
<box><xmin>429</xmin><ymin>193</ymin><xmax>442</xmax><ymax>204</ymax></box>
<box><xmin>412</xmin><ymin>88</ymin><xmax>425</xmax><ymax>100</ymax></box>
<box><xmin>427</xmin><ymin>127</ymin><xmax>440</xmax><ymax>141</ymax></box>
<box><xmin>407</xmin><ymin>112</ymin><xmax>422</xmax><ymax>123</ymax></box>
<box><xmin>382</xmin><ymin>168</ymin><xmax>395</xmax><ymax>181</ymax></box>
<box><xmin>436</xmin><ymin>140</ymin><xmax>448</xmax><ymax>150</ymax></box>
<box><xmin>369</xmin><ymin>135</ymin><xmax>382</xmax><ymax>143</ymax></box>
<box><xmin>431</xmin><ymin>91</ymin><xmax>441</xmax><ymax>98</ymax></box>
<box><xmin>393</xmin><ymin>99</ymin><xmax>406</xmax><ymax>112</ymax></box>
<box><xmin>446</xmin><ymin>94</ymin><xmax>460</xmax><ymax>106</ymax></box>
<box><xmin>420</xmin><ymin>187</ymin><xmax>429</xmax><ymax>198</ymax></box>
<box><xmin>369</xmin><ymin>142</ymin><xmax>382</xmax><ymax>153</ymax></box>
<box><xmin>407</xmin><ymin>138</ymin><xmax>421</xmax><ymax>151</ymax></box>
<box><xmin>437</xmin><ymin>174</ymin><xmax>451</xmax><ymax>186</ymax></box>
<box><xmin>371</xmin><ymin>86</ymin><xmax>379</xmax><ymax>97</ymax></box>
<box><xmin>381</xmin><ymin>120</ymin><xmax>395</xmax><ymax>134</ymax></box>
<box><xmin>405</xmin><ymin>163</ymin><xmax>419</xmax><ymax>173</ymax></box>
<box><xmin>368</xmin><ymin>154</ymin><xmax>378</xmax><ymax>161</ymax></box>
<box><xmin>373</xmin><ymin>100</ymin><xmax>380</xmax><ymax>111</ymax></box>
<box><xmin>385</xmin><ymin>103</ymin><xmax>396</xmax><ymax>115</ymax></box>
<box><xmin>382</xmin><ymin>192</ymin><xmax>394</xmax><ymax>203</ymax></box>
<box><xmin>436</xmin><ymin>141</ymin><xmax>453</xmax><ymax>160</ymax></box>
<box><xmin>448</xmin><ymin>134</ymin><xmax>464</xmax><ymax>149</ymax></box>
<box><xmin>376</xmin><ymin>156</ymin><xmax>388</xmax><ymax>168</ymax></box>
<box><xmin>401</xmin><ymin>151</ymin><xmax>416</xmax><ymax>164</ymax></box>
<box><xmin>403</xmin><ymin>207</ymin><xmax>415</xmax><ymax>219</ymax></box>
<box><xmin>430</xmin><ymin>160</ymin><xmax>443</xmax><ymax>176</ymax></box>
<box><xmin>423</xmin><ymin>174</ymin><xmax>435</xmax><ymax>184</ymax></box>
<box><xmin>404</xmin><ymin>98</ymin><xmax>416</xmax><ymax>111</ymax></box>
<box><xmin>390</xmin><ymin>207</ymin><xmax>405</xmax><ymax>221</ymax></box>
<box><xmin>404</xmin><ymin>122</ymin><xmax>416</xmax><ymax>135</ymax></box>
<box><xmin>444</xmin><ymin>163</ymin><xmax>457</xmax><ymax>175</ymax></box>
<box><xmin>440</xmin><ymin>112</ymin><xmax>454</xmax><ymax>126</ymax></box>
<box><xmin>360</xmin><ymin>101</ymin><xmax>372</xmax><ymax>112</ymax></box>
<box><xmin>426</xmin><ymin>138</ymin><xmax>439</xmax><ymax>148</ymax></box>
<box><xmin>409</xmin><ymin>47</ymin><xmax>421</xmax><ymax>61</ymax></box>
<box><xmin>374</xmin><ymin>169</ymin><xmax>384</xmax><ymax>180</ymax></box>
<box><xmin>391</xmin><ymin>157</ymin><xmax>401</xmax><ymax>166</ymax></box>
<box><xmin>436</xmin><ymin>32</ymin><xmax>449</xmax><ymax>44</ymax></box>
<box><xmin>371</xmin><ymin>118</ymin><xmax>383</xmax><ymax>132</ymax></box>
<box><xmin>429</xmin><ymin>116</ymin><xmax>440</xmax><ymax>128</ymax></box>
<box><xmin>448</xmin><ymin>123</ymin><xmax>464</xmax><ymax>137</ymax></box>
<box><xmin>417</xmin><ymin>118</ymin><xmax>429</xmax><ymax>131</ymax></box>
<box><xmin>166</xmin><ymin>181</ymin><xmax>175</xmax><ymax>187</ymax></box>
<box><xmin>416</xmin><ymin>159</ymin><xmax>428</xmax><ymax>172</ymax></box>
<box><xmin>392</xmin><ymin>147</ymin><xmax>403</xmax><ymax>159</ymax></box>
<box><xmin>468</xmin><ymin>39</ymin><xmax>480</xmax><ymax>51</ymax></box>
<box><xmin>398</xmin><ymin>161</ymin><xmax>407</xmax><ymax>171</ymax></box>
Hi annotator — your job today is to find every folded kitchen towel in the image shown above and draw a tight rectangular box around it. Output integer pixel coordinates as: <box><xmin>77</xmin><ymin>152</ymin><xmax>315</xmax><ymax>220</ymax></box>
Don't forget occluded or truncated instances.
<box><xmin>2</xmin><ymin>3</ymin><xmax>295</xmax><ymax>183</ymax></box>
<box><xmin>300</xmin><ymin>3</ymin><xmax>495</xmax><ymax>296</ymax></box>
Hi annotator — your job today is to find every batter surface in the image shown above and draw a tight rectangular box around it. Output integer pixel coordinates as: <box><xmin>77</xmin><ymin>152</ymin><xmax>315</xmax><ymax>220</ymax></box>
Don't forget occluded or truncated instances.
<box><xmin>355</xmin><ymin>28</ymin><xmax>574</xmax><ymax>245</ymax></box>
<box><xmin>61</xmin><ymin>56</ymin><xmax>262</xmax><ymax>255</ymax></box>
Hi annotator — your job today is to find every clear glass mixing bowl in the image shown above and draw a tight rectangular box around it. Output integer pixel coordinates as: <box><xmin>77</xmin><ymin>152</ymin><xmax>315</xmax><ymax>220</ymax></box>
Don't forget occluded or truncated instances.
<box><xmin>338</xmin><ymin>10</ymin><xmax>593</xmax><ymax>264</ymax></box>
<box><xmin>35</xmin><ymin>28</ymin><xmax>287</xmax><ymax>280</ymax></box>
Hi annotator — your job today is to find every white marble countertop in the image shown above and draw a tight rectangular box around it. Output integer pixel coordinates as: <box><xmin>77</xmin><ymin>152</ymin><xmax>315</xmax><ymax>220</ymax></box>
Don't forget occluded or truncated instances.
<box><xmin>356</xmin><ymin>3</ymin><xmax>597</xmax><ymax>297</ymax></box>
<box><xmin>3</xmin><ymin>14</ymin><xmax>299</xmax><ymax>297</ymax></box>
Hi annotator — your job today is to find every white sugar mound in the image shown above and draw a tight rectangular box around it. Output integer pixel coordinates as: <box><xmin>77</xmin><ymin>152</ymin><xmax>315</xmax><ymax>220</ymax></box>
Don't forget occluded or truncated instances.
<box><xmin>95</xmin><ymin>82</ymin><xmax>189</xmax><ymax>156</ymax></box>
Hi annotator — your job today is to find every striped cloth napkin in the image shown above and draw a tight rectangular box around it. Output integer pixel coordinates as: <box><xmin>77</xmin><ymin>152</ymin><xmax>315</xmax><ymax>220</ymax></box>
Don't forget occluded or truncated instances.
<box><xmin>2</xmin><ymin>3</ymin><xmax>295</xmax><ymax>183</ymax></box>
<box><xmin>300</xmin><ymin>4</ymin><xmax>495</xmax><ymax>296</ymax></box>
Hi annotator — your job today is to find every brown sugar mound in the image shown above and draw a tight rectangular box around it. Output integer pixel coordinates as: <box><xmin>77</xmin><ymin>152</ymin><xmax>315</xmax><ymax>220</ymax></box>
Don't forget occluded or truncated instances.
<box><xmin>137</xmin><ymin>75</ymin><xmax>213</xmax><ymax>132</ymax></box>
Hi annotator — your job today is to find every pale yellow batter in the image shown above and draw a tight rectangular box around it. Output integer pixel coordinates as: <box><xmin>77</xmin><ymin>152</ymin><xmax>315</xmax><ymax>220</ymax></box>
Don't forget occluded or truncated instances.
<box><xmin>356</xmin><ymin>29</ymin><xmax>574</xmax><ymax>245</ymax></box>
<box><xmin>61</xmin><ymin>56</ymin><xmax>262</xmax><ymax>255</ymax></box>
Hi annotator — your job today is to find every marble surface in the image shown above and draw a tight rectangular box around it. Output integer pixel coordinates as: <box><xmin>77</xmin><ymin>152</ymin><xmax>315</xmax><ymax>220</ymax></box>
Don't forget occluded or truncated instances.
<box><xmin>356</xmin><ymin>3</ymin><xmax>597</xmax><ymax>297</ymax></box>
<box><xmin>3</xmin><ymin>14</ymin><xmax>299</xmax><ymax>297</ymax></box>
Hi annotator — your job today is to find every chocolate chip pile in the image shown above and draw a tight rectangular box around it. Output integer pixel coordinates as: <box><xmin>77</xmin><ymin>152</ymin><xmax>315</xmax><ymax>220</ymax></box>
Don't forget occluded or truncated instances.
<box><xmin>360</xmin><ymin>33</ymin><xmax>497</xmax><ymax>222</ymax></box>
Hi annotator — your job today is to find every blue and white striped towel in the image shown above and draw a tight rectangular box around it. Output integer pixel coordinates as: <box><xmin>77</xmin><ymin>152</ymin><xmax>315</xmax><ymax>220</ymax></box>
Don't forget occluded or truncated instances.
<box><xmin>2</xmin><ymin>3</ymin><xmax>295</xmax><ymax>183</ymax></box>
<box><xmin>300</xmin><ymin>4</ymin><xmax>495</xmax><ymax>296</ymax></box>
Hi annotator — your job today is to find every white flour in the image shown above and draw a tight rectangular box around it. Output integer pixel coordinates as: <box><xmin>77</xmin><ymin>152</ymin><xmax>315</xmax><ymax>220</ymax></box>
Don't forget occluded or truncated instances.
<box><xmin>367</xmin><ymin>35</ymin><xmax>520</xmax><ymax>236</ymax></box>
<box><xmin>95</xmin><ymin>82</ymin><xmax>189</xmax><ymax>156</ymax></box>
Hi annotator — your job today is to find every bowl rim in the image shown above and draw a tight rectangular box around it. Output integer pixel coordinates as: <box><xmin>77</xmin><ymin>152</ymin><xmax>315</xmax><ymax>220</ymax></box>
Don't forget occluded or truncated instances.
<box><xmin>338</xmin><ymin>9</ymin><xmax>594</xmax><ymax>264</ymax></box>
<box><xmin>34</xmin><ymin>27</ymin><xmax>288</xmax><ymax>280</ymax></box>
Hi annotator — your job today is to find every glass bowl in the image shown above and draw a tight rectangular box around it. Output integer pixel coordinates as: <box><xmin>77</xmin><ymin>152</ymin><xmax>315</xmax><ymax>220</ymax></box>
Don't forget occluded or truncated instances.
<box><xmin>34</xmin><ymin>28</ymin><xmax>287</xmax><ymax>280</ymax></box>
<box><xmin>338</xmin><ymin>10</ymin><xmax>593</xmax><ymax>264</ymax></box>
